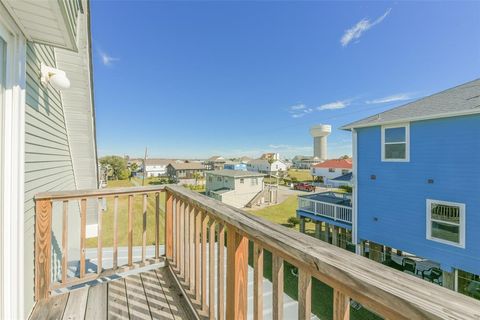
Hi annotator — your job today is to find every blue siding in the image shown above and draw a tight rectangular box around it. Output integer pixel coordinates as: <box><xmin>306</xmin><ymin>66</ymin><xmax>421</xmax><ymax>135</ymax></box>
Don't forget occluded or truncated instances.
<box><xmin>357</xmin><ymin>114</ymin><xmax>480</xmax><ymax>274</ymax></box>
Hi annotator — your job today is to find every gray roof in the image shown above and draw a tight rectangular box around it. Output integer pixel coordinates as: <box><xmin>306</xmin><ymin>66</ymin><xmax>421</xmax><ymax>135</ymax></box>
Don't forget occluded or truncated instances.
<box><xmin>331</xmin><ymin>172</ymin><xmax>353</xmax><ymax>182</ymax></box>
<box><xmin>341</xmin><ymin>79</ymin><xmax>480</xmax><ymax>129</ymax></box>
<box><xmin>205</xmin><ymin>169</ymin><xmax>265</xmax><ymax>178</ymax></box>
<box><xmin>168</xmin><ymin>162</ymin><xmax>205</xmax><ymax>170</ymax></box>
<box><xmin>145</xmin><ymin>159</ymin><xmax>173</xmax><ymax>166</ymax></box>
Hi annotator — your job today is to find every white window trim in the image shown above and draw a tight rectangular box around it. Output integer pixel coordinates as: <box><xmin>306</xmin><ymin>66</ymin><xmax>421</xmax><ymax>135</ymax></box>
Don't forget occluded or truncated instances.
<box><xmin>0</xmin><ymin>7</ymin><xmax>26</xmax><ymax>320</ymax></box>
<box><xmin>426</xmin><ymin>199</ymin><xmax>465</xmax><ymax>248</ymax></box>
<box><xmin>381</xmin><ymin>123</ymin><xmax>410</xmax><ymax>162</ymax></box>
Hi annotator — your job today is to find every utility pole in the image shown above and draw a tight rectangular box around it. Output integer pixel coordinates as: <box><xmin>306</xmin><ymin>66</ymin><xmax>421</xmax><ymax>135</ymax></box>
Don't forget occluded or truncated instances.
<box><xmin>142</xmin><ymin>147</ymin><xmax>148</xmax><ymax>186</ymax></box>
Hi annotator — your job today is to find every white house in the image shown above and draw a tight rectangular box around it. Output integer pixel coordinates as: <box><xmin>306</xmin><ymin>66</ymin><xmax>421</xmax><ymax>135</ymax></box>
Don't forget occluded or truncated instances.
<box><xmin>206</xmin><ymin>170</ymin><xmax>265</xmax><ymax>208</ymax></box>
<box><xmin>292</xmin><ymin>155</ymin><xmax>322</xmax><ymax>169</ymax></box>
<box><xmin>247</xmin><ymin>159</ymin><xmax>287</xmax><ymax>174</ymax></box>
<box><xmin>144</xmin><ymin>159</ymin><xmax>172</xmax><ymax>177</ymax></box>
<box><xmin>311</xmin><ymin>159</ymin><xmax>353</xmax><ymax>182</ymax></box>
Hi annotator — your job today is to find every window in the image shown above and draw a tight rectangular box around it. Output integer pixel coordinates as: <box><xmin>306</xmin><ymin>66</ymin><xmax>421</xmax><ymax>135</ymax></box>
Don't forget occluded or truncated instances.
<box><xmin>240</xmin><ymin>178</ymin><xmax>244</xmax><ymax>184</ymax></box>
<box><xmin>328</xmin><ymin>168</ymin><xmax>335</xmax><ymax>173</ymax></box>
<box><xmin>426</xmin><ymin>199</ymin><xmax>465</xmax><ymax>248</ymax></box>
<box><xmin>217</xmin><ymin>177</ymin><xmax>222</xmax><ymax>182</ymax></box>
<box><xmin>341</xmin><ymin>169</ymin><xmax>349</xmax><ymax>175</ymax></box>
<box><xmin>208</xmin><ymin>176</ymin><xmax>212</xmax><ymax>182</ymax></box>
<box><xmin>382</xmin><ymin>124</ymin><xmax>409</xmax><ymax>161</ymax></box>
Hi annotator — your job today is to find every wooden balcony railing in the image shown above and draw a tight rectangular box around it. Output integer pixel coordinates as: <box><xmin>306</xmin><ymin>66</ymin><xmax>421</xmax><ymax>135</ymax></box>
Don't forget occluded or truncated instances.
<box><xmin>35</xmin><ymin>185</ymin><xmax>480</xmax><ymax>319</ymax></box>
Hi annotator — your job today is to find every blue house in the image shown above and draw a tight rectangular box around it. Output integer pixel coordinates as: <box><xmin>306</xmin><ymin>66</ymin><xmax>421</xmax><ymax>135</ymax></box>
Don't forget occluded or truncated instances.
<box><xmin>341</xmin><ymin>79</ymin><xmax>480</xmax><ymax>299</ymax></box>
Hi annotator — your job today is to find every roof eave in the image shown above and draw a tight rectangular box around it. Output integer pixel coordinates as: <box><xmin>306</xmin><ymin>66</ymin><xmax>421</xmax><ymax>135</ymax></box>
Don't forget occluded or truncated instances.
<box><xmin>340</xmin><ymin>109</ymin><xmax>480</xmax><ymax>131</ymax></box>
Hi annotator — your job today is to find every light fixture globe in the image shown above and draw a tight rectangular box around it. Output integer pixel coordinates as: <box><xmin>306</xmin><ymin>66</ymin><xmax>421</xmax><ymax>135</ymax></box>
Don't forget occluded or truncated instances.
<box><xmin>40</xmin><ymin>62</ymin><xmax>71</xmax><ymax>91</ymax></box>
<box><xmin>49</xmin><ymin>72</ymin><xmax>70</xmax><ymax>90</ymax></box>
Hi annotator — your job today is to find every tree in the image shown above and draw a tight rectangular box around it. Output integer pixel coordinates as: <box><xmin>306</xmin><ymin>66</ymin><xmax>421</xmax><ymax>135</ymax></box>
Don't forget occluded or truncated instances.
<box><xmin>340</xmin><ymin>155</ymin><xmax>350</xmax><ymax>159</ymax></box>
<box><xmin>192</xmin><ymin>172</ymin><xmax>203</xmax><ymax>186</ymax></box>
<box><xmin>99</xmin><ymin>156</ymin><xmax>128</xmax><ymax>180</ymax></box>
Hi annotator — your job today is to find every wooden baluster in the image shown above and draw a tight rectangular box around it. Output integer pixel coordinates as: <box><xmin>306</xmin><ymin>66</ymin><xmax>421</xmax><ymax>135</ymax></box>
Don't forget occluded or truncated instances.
<box><xmin>176</xmin><ymin>199</ymin><xmax>181</xmax><ymax>270</ymax></box>
<box><xmin>253</xmin><ymin>243</ymin><xmax>263</xmax><ymax>320</ymax></box>
<box><xmin>128</xmin><ymin>195</ymin><xmax>133</xmax><ymax>266</ymax></box>
<box><xmin>80</xmin><ymin>198</ymin><xmax>87</xmax><ymax>277</ymax></box>
<box><xmin>61</xmin><ymin>200</ymin><xmax>68</xmax><ymax>284</ymax></box>
<box><xmin>35</xmin><ymin>198</ymin><xmax>52</xmax><ymax>300</ymax></box>
<box><xmin>165</xmin><ymin>192</ymin><xmax>174</xmax><ymax>260</ymax></box>
<box><xmin>209</xmin><ymin>218</ymin><xmax>216</xmax><ymax>319</ymax></box>
<box><xmin>97</xmin><ymin>197</ymin><xmax>103</xmax><ymax>274</ymax></box>
<box><xmin>201</xmin><ymin>211</ymin><xmax>208</xmax><ymax>312</ymax></box>
<box><xmin>195</xmin><ymin>208</ymin><xmax>201</xmax><ymax>300</ymax></box>
<box><xmin>179</xmin><ymin>200</ymin><xmax>185</xmax><ymax>277</ymax></box>
<box><xmin>333</xmin><ymin>289</ymin><xmax>350</xmax><ymax>320</ymax></box>
<box><xmin>189</xmin><ymin>205</ymin><xmax>195</xmax><ymax>292</ymax></box>
<box><xmin>142</xmin><ymin>194</ymin><xmax>147</xmax><ymax>262</ymax></box>
<box><xmin>272</xmin><ymin>254</ymin><xmax>284</xmax><ymax>320</ymax></box>
<box><xmin>217</xmin><ymin>222</ymin><xmax>225</xmax><ymax>320</ymax></box>
<box><xmin>113</xmin><ymin>196</ymin><xmax>119</xmax><ymax>268</ymax></box>
<box><xmin>185</xmin><ymin>204</ymin><xmax>190</xmax><ymax>286</ymax></box>
<box><xmin>155</xmin><ymin>192</ymin><xmax>160</xmax><ymax>259</ymax></box>
<box><xmin>298</xmin><ymin>269</ymin><xmax>312</xmax><ymax>320</ymax></box>
<box><xmin>226</xmin><ymin>225</ymin><xmax>248</xmax><ymax>320</ymax></box>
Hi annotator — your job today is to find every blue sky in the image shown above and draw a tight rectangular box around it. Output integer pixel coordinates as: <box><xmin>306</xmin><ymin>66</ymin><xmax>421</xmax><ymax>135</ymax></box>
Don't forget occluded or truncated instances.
<box><xmin>91</xmin><ymin>1</ymin><xmax>480</xmax><ymax>160</ymax></box>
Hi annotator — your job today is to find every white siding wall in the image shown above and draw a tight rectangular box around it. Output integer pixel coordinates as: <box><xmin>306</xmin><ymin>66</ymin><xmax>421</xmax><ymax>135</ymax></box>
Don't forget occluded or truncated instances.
<box><xmin>24</xmin><ymin>42</ymin><xmax>79</xmax><ymax>313</ymax></box>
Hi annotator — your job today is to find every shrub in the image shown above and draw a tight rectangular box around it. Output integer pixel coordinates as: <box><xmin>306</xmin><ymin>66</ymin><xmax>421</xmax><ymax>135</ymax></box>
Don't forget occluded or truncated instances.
<box><xmin>287</xmin><ymin>216</ymin><xmax>300</xmax><ymax>227</ymax></box>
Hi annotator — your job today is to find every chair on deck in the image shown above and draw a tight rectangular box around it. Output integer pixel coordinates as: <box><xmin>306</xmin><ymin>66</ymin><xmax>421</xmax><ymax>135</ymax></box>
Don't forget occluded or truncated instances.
<box><xmin>421</xmin><ymin>267</ymin><xmax>443</xmax><ymax>285</ymax></box>
<box><xmin>402</xmin><ymin>258</ymin><xmax>416</xmax><ymax>274</ymax></box>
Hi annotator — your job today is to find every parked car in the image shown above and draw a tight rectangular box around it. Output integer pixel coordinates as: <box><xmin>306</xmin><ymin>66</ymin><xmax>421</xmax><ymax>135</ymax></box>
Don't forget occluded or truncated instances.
<box><xmin>293</xmin><ymin>183</ymin><xmax>315</xmax><ymax>192</ymax></box>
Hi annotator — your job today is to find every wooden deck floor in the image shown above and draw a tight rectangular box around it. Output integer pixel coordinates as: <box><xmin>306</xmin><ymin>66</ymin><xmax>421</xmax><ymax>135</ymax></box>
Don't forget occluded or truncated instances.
<box><xmin>29</xmin><ymin>267</ymin><xmax>195</xmax><ymax>320</ymax></box>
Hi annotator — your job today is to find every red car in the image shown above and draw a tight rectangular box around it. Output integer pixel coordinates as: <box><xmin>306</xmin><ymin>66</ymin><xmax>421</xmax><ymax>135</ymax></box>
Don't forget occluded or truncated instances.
<box><xmin>293</xmin><ymin>183</ymin><xmax>315</xmax><ymax>192</ymax></box>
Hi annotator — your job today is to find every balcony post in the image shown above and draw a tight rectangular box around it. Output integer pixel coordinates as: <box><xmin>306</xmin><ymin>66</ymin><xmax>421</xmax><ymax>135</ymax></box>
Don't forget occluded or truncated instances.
<box><xmin>165</xmin><ymin>191</ymin><xmax>174</xmax><ymax>260</ymax></box>
<box><xmin>35</xmin><ymin>198</ymin><xmax>52</xmax><ymax>300</ymax></box>
<box><xmin>226</xmin><ymin>225</ymin><xmax>248</xmax><ymax>320</ymax></box>
<box><xmin>299</xmin><ymin>217</ymin><xmax>305</xmax><ymax>233</ymax></box>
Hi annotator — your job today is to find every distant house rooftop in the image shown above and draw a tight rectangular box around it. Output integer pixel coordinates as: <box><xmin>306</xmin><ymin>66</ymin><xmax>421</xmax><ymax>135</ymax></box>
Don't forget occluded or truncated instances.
<box><xmin>169</xmin><ymin>162</ymin><xmax>205</xmax><ymax>170</ymax></box>
<box><xmin>206</xmin><ymin>169</ymin><xmax>265</xmax><ymax>178</ymax></box>
<box><xmin>144</xmin><ymin>159</ymin><xmax>173</xmax><ymax>166</ymax></box>
<box><xmin>341</xmin><ymin>78</ymin><xmax>480</xmax><ymax>129</ymax></box>
<box><xmin>331</xmin><ymin>172</ymin><xmax>353</xmax><ymax>182</ymax></box>
<box><xmin>312</xmin><ymin>158</ymin><xmax>352</xmax><ymax>169</ymax></box>
<box><xmin>300</xmin><ymin>192</ymin><xmax>352</xmax><ymax>207</ymax></box>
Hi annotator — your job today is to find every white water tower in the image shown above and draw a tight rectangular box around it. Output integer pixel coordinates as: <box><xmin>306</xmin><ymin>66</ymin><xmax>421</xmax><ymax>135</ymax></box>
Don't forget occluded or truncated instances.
<box><xmin>310</xmin><ymin>124</ymin><xmax>331</xmax><ymax>160</ymax></box>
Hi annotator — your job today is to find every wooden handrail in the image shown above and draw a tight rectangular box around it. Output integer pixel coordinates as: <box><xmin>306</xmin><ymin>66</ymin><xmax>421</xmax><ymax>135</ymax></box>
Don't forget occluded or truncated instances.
<box><xmin>35</xmin><ymin>185</ymin><xmax>166</xmax><ymax>200</ymax></box>
<box><xmin>165</xmin><ymin>184</ymin><xmax>480</xmax><ymax>320</ymax></box>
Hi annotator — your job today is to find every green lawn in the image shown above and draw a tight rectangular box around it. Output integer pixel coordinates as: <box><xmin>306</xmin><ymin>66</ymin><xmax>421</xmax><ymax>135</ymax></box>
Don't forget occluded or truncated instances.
<box><xmin>287</xmin><ymin>168</ymin><xmax>314</xmax><ymax>182</ymax></box>
<box><xmin>86</xmin><ymin>179</ymin><xmax>166</xmax><ymax>248</ymax></box>
<box><xmin>248</xmin><ymin>196</ymin><xmax>381</xmax><ymax>320</ymax></box>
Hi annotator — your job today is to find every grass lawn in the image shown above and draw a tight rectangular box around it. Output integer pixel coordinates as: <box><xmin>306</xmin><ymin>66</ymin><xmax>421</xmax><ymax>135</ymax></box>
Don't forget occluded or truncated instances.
<box><xmin>86</xmin><ymin>179</ymin><xmax>166</xmax><ymax>248</ymax></box>
<box><xmin>248</xmin><ymin>196</ymin><xmax>381</xmax><ymax>320</ymax></box>
<box><xmin>287</xmin><ymin>168</ymin><xmax>314</xmax><ymax>182</ymax></box>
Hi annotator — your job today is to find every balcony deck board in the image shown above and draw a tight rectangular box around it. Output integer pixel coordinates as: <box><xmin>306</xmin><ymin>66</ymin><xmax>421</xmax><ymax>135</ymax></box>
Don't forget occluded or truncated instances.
<box><xmin>29</xmin><ymin>266</ymin><xmax>195</xmax><ymax>320</ymax></box>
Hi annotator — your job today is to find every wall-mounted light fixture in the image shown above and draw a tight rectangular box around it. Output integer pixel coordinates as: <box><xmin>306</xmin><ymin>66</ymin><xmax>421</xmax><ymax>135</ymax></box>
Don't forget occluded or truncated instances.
<box><xmin>40</xmin><ymin>63</ymin><xmax>71</xmax><ymax>90</ymax></box>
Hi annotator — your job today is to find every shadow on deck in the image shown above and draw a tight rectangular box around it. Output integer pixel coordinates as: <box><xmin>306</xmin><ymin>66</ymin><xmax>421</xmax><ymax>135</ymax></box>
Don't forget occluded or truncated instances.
<box><xmin>29</xmin><ymin>264</ymin><xmax>196</xmax><ymax>320</ymax></box>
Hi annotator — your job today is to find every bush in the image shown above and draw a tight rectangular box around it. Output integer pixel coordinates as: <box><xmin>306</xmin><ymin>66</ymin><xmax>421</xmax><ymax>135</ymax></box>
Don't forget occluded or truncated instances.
<box><xmin>117</xmin><ymin>168</ymin><xmax>130</xmax><ymax>180</ymax></box>
<box><xmin>287</xmin><ymin>216</ymin><xmax>300</xmax><ymax>227</ymax></box>
<box><xmin>339</xmin><ymin>185</ymin><xmax>353</xmax><ymax>193</ymax></box>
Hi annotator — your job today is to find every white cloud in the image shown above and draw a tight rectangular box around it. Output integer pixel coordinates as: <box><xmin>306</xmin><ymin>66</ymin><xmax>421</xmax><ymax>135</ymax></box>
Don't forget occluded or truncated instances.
<box><xmin>366</xmin><ymin>93</ymin><xmax>413</xmax><ymax>104</ymax></box>
<box><xmin>341</xmin><ymin>8</ymin><xmax>392</xmax><ymax>47</ymax></box>
<box><xmin>317</xmin><ymin>100</ymin><xmax>350</xmax><ymax>111</ymax></box>
<box><xmin>99</xmin><ymin>50</ymin><xmax>120</xmax><ymax>66</ymax></box>
<box><xmin>289</xmin><ymin>104</ymin><xmax>306</xmax><ymax>110</ymax></box>
<box><xmin>289</xmin><ymin>105</ymin><xmax>313</xmax><ymax>118</ymax></box>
